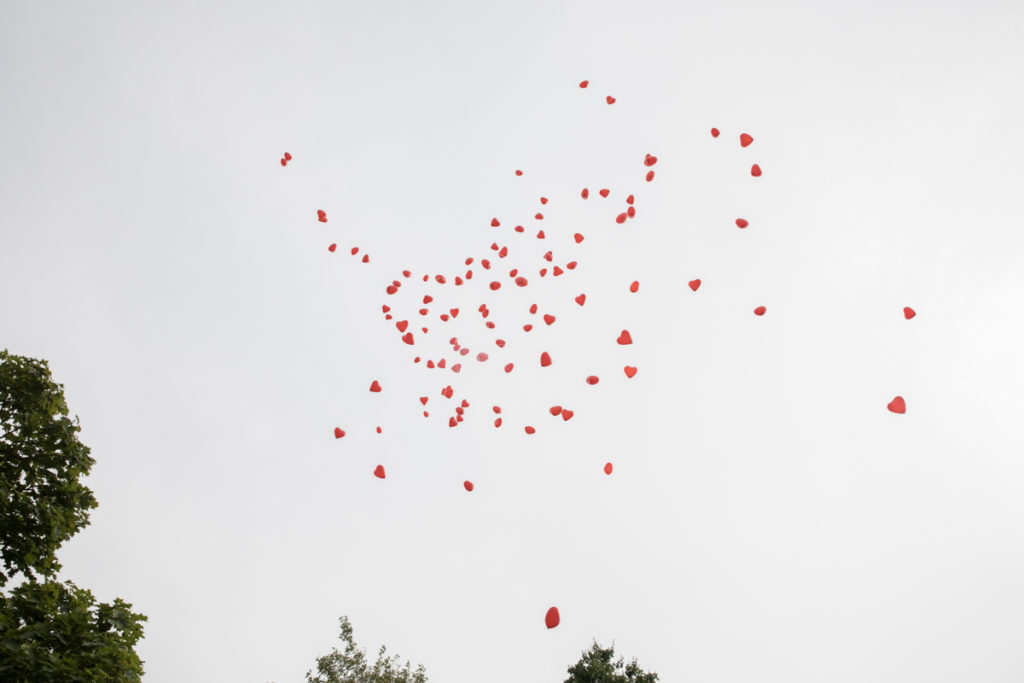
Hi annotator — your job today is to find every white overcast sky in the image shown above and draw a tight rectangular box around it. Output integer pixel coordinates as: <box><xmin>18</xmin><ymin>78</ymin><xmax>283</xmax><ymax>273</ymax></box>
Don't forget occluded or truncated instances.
<box><xmin>3</xmin><ymin>1</ymin><xmax>1024</xmax><ymax>682</ymax></box>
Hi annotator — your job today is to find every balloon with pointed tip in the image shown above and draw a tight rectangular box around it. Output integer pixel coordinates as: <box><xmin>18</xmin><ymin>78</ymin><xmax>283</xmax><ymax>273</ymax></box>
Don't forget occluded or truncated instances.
<box><xmin>545</xmin><ymin>607</ymin><xmax>560</xmax><ymax>629</ymax></box>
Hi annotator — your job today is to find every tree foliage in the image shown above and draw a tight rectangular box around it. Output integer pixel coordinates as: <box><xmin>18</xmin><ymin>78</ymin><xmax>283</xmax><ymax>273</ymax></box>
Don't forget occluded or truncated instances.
<box><xmin>0</xmin><ymin>350</ymin><xmax>98</xmax><ymax>586</ymax></box>
<box><xmin>0</xmin><ymin>350</ymin><xmax>147</xmax><ymax>682</ymax></box>
<box><xmin>305</xmin><ymin>616</ymin><xmax>428</xmax><ymax>683</ymax></box>
<box><xmin>0</xmin><ymin>579</ymin><xmax>146</xmax><ymax>682</ymax></box>
<box><xmin>565</xmin><ymin>641</ymin><xmax>659</xmax><ymax>683</ymax></box>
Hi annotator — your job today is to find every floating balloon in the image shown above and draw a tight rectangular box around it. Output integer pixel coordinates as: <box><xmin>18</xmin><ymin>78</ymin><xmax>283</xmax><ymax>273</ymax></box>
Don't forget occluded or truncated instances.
<box><xmin>624</xmin><ymin>366</ymin><xmax>637</xmax><ymax>378</ymax></box>
<box><xmin>550</xmin><ymin>405</ymin><xmax>563</xmax><ymax>416</ymax></box>
<box><xmin>464</xmin><ymin>481</ymin><xmax>474</xmax><ymax>492</ymax></box>
<box><xmin>540</xmin><ymin>352</ymin><xmax>552</xmax><ymax>367</ymax></box>
<box><xmin>328</xmin><ymin>244</ymin><xmax>336</xmax><ymax>252</ymax></box>
<box><xmin>887</xmin><ymin>396</ymin><xmax>906</xmax><ymax>414</ymax></box>
<box><xmin>581</xmin><ymin>188</ymin><xmax>589</xmax><ymax>199</ymax></box>
<box><xmin>688</xmin><ymin>279</ymin><xmax>701</xmax><ymax>291</ymax></box>
<box><xmin>334</xmin><ymin>428</ymin><xmax>345</xmax><ymax>439</ymax></box>
<box><xmin>740</xmin><ymin>133</ymin><xmax>753</xmax><ymax>147</ymax></box>
<box><xmin>617</xmin><ymin>330</ymin><xmax>633</xmax><ymax>345</ymax></box>
<box><xmin>284</xmin><ymin>152</ymin><xmax>292</xmax><ymax>161</ymax></box>
<box><xmin>711</xmin><ymin>127</ymin><xmax>720</xmax><ymax>137</ymax></box>
<box><xmin>604</xmin><ymin>462</ymin><xmax>613</xmax><ymax>475</ymax></box>
<box><xmin>751</xmin><ymin>164</ymin><xmax>762</xmax><ymax>177</ymax></box>
<box><xmin>525</xmin><ymin>426</ymin><xmax>536</xmax><ymax>434</ymax></box>
<box><xmin>491</xmin><ymin>218</ymin><xmax>500</xmax><ymax>227</ymax></box>
<box><xmin>574</xmin><ymin>233</ymin><xmax>584</xmax><ymax>243</ymax></box>
<box><xmin>586</xmin><ymin>375</ymin><xmax>599</xmax><ymax>385</ymax></box>
<box><xmin>579</xmin><ymin>80</ymin><xmax>589</xmax><ymax>88</ymax></box>
<box><xmin>561</xmin><ymin>409</ymin><xmax>573</xmax><ymax>421</ymax></box>
<box><xmin>373</xmin><ymin>465</ymin><xmax>386</xmax><ymax>479</ymax></box>
<box><xmin>904</xmin><ymin>307</ymin><xmax>916</xmax><ymax>320</ymax></box>
<box><xmin>754</xmin><ymin>306</ymin><xmax>766</xmax><ymax>316</ymax></box>
<box><xmin>544</xmin><ymin>314</ymin><xmax>556</xmax><ymax>325</ymax></box>
<box><xmin>545</xmin><ymin>607</ymin><xmax>560</xmax><ymax>629</ymax></box>
<box><xmin>606</xmin><ymin>96</ymin><xmax>616</xmax><ymax>104</ymax></box>
<box><xmin>599</xmin><ymin>189</ymin><xmax>610</xmax><ymax>198</ymax></box>
<box><xmin>575</xmin><ymin>294</ymin><xmax>586</xmax><ymax>306</ymax></box>
<box><xmin>629</xmin><ymin>280</ymin><xmax>639</xmax><ymax>293</ymax></box>
<box><xmin>370</xmin><ymin>380</ymin><xmax>382</xmax><ymax>392</ymax></box>
<box><xmin>735</xmin><ymin>218</ymin><xmax>749</xmax><ymax>228</ymax></box>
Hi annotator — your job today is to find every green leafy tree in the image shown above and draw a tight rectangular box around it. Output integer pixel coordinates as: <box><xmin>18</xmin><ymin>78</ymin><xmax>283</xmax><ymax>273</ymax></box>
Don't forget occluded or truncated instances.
<box><xmin>565</xmin><ymin>641</ymin><xmax>659</xmax><ymax>683</ymax></box>
<box><xmin>304</xmin><ymin>616</ymin><xmax>428</xmax><ymax>683</ymax></box>
<box><xmin>0</xmin><ymin>350</ymin><xmax>147</xmax><ymax>682</ymax></box>
<box><xmin>0</xmin><ymin>350</ymin><xmax>97</xmax><ymax>585</ymax></box>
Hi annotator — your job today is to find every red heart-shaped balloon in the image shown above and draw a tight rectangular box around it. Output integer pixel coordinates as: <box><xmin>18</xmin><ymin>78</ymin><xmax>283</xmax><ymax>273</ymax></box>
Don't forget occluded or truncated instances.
<box><xmin>599</xmin><ymin>189</ymin><xmax>610</xmax><ymax>198</ymax></box>
<box><xmin>550</xmin><ymin>405</ymin><xmax>563</xmax><ymax>416</ymax></box>
<box><xmin>735</xmin><ymin>218</ymin><xmax>749</xmax><ymax>228</ymax></box>
<box><xmin>328</xmin><ymin>243</ymin><xmax>337</xmax><ymax>252</ymax></box>
<box><xmin>710</xmin><ymin>127</ymin><xmax>720</xmax><ymax>137</ymax></box>
<box><xmin>624</xmin><ymin>366</ymin><xmax>637</xmax><ymax>378</ymax></box>
<box><xmin>586</xmin><ymin>375</ymin><xmax>599</xmax><ymax>385</ymax></box>
<box><xmin>740</xmin><ymin>133</ymin><xmax>753</xmax><ymax>147</ymax></box>
<box><xmin>606</xmin><ymin>96</ymin><xmax>616</xmax><ymax>104</ymax></box>
<box><xmin>751</xmin><ymin>164</ymin><xmax>762</xmax><ymax>177</ymax></box>
<box><xmin>544</xmin><ymin>314</ymin><xmax>556</xmax><ymax>325</ymax></box>
<box><xmin>401</xmin><ymin>332</ymin><xmax>414</xmax><ymax>345</ymax></box>
<box><xmin>545</xmin><ymin>607</ymin><xmax>560</xmax><ymax>629</ymax></box>
<box><xmin>574</xmin><ymin>233</ymin><xmax>584</xmax><ymax>243</ymax></box>
<box><xmin>464</xmin><ymin>480</ymin><xmax>474</xmax><ymax>492</ymax></box>
<box><xmin>334</xmin><ymin>428</ymin><xmax>345</xmax><ymax>439</ymax></box>
<box><xmin>369</xmin><ymin>380</ymin><xmax>382</xmax><ymax>392</ymax></box>
<box><xmin>617</xmin><ymin>330</ymin><xmax>633</xmax><ymax>345</ymax></box>
<box><xmin>688</xmin><ymin>279</ymin><xmax>701</xmax><ymax>291</ymax></box>
<box><xmin>575</xmin><ymin>294</ymin><xmax>586</xmax><ymax>306</ymax></box>
<box><xmin>540</xmin><ymin>352</ymin><xmax>552</xmax><ymax>367</ymax></box>
<box><xmin>373</xmin><ymin>465</ymin><xmax>386</xmax><ymax>479</ymax></box>
<box><xmin>629</xmin><ymin>280</ymin><xmax>639</xmax><ymax>293</ymax></box>
<box><xmin>754</xmin><ymin>306</ymin><xmax>766</xmax><ymax>316</ymax></box>
<box><xmin>561</xmin><ymin>409</ymin><xmax>574</xmax><ymax>421</ymax></box>
<box><xmin>887</xmin><ymin>396</ymin><xmax>906</xmax><ymax>414</ymax></box>
<box><xmin>525</xmin><ymin>426</ymin><xmax>536</xmax><ymax>434</ymax></box>
<box><xmin>903</xmin><ymin>307</ymin><xmax>916</xmax><ymax>320</ymax></box>
<box><xmin>603</xmin><ymin>462</ymin><xmax>613</xmax><ymax>475</ymax></box>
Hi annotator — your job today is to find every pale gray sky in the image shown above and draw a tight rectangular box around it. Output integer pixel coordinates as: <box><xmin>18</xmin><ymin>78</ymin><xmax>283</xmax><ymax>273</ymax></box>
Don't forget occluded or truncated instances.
<box><xmin>3</xmin><ymin>1</ymin><xmax>1024</xmax><ymax>681</ymax></box>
